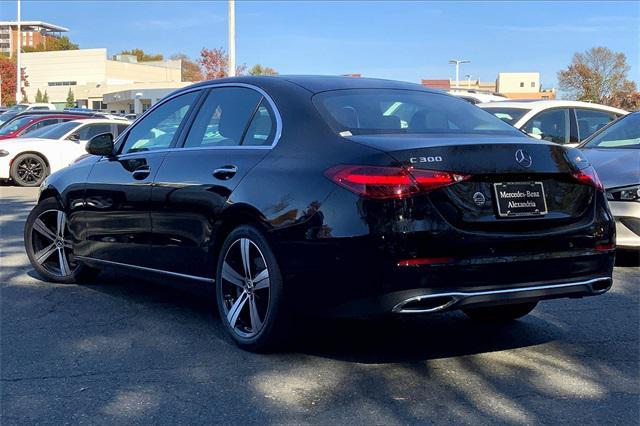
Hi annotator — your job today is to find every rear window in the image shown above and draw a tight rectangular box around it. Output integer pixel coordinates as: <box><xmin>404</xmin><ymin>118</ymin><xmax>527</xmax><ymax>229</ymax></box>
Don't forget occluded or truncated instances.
<box><xmin>313</xmin><ymin>89</ymin><xmax>522</xmax><ymax>136</ymax></box>
<box><xmin>481</xmin><ymin>107</ymin><xmax>530</xmax><ymax>125</ymax></box>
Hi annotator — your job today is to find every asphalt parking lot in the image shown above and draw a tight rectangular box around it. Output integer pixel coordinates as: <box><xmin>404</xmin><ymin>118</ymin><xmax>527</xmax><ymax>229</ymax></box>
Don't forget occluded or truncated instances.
<box><xmin>1</xmin><ymin>185</ymin><xmax>638</xmax><ymax>425</ymax></box>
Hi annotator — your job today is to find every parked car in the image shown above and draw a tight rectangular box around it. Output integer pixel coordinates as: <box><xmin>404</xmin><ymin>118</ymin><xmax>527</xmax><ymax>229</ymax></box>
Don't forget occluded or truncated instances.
<box><xmin>448</xmin><ymin>90</ymin><xmax>508</xmax><ymax>104</ymax></box>
<box><xmin>23</xmin><ymin>76</ymin><xmax>615</xmax><ymax>351</ymax></box>
<box><xmin>0</xmin><ymin>119</ymin><xmax>129</xmax><ymax>186</ymax></box>
<box><xmin>479</xmin><ymin>100</ymin><xmax>627</xmax><ymax>146</ymax></box>
<box><xmin>0</xmin><ymin>113</ymin><xmax>99</xmax><ymax>140</ymax></box>
<box><xmin>0</xmin><ymin>103</ymin><xmax>57</xmax><ymax>125</ymax></box>
<box><xmin>579</xmin><ymin>112</ymin><xmax>640</xmax><ymax>252</ymax></box>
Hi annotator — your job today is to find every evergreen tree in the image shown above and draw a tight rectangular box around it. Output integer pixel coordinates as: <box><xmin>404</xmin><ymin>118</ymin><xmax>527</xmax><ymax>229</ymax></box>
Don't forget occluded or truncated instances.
<box><xmin>65</xmin><ymin>88</ymin><xmax>75</xmax><ymax>107</ymax></box>
<box><xmin>35</xmin><ymin>88</ymin><xmax>43</xmax><ymax>102</ymax></box>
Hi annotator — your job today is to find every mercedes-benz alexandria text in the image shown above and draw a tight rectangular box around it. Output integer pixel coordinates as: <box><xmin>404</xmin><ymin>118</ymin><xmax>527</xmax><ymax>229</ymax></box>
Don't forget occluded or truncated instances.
<box><xmin>24</xmin><ymin>76</ymin><xmax>615</xmax><ymax>351</ymax></box>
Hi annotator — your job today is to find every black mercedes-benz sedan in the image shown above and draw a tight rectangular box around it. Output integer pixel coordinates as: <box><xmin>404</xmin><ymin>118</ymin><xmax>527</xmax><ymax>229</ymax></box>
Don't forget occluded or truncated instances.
<box><xmin>24</xmin><ymin>76</ymin><xmax>615</xmax><ymax>351</ymax></box>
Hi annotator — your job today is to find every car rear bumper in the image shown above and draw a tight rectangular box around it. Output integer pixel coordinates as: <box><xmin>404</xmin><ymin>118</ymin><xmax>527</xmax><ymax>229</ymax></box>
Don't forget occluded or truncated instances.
<box><xmin>391</xmin><ymin>276</ymin><xmax>611</xmax><ymax>313</ymax></box>
<box><xmin>609</xmin><ymin>201</ymin><xmax>640</xmax><ymax>250</ymax></box>
<box><xmin>324</xmin><ymin>274</ymin><xmax>613</xmax><ymax>317</ymax></box>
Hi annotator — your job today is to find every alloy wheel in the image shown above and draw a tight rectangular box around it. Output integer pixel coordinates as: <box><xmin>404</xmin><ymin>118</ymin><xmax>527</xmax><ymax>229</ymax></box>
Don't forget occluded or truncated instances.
<box><xmin>30</xmin><ymin>209</ymin><xmax>76</xmax><ymax>277</ymax></box>
<box><xmin>220</xmin><ymin>238</ymin><xmax>271</xmax><ymax>338</ymax></box>
<box><xmin>15</xmin><ymin>157</ymin><xmax>45</xmax><ymax>185</ymax></box>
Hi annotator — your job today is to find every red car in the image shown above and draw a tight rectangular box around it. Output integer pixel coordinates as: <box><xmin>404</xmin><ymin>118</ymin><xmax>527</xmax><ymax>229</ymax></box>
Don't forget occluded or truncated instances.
<box><xmin>0</xmin><ymin>114</ymin><xmax>91</xmax><ymax>140</ymax></box>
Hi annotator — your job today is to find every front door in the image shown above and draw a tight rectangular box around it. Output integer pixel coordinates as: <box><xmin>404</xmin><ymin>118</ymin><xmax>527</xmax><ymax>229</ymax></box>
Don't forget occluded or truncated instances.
<box><xmin>77</xmin><ymin>91</ymin><xmax>202</xmax><ymax>267</ymax></box>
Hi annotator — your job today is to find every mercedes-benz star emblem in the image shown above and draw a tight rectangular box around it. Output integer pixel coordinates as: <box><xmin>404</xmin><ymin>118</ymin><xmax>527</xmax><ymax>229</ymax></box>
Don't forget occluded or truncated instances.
<box><xmin>473</xmin><ymin>192</ymin><xmax>486</xmax><ymax>207</ymax></box>
<box><xmin>515</xmin><ymin>149</ymin><xmax>533</xmax><ymax>168</ymax></box>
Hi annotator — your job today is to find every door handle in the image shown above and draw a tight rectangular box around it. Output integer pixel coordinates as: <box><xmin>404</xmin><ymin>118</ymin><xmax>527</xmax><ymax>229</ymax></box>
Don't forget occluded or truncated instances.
<box><xmin>213</xmin><ymin>165</ymin><xmax>238</xmax><ymax>180</ymax></box>
<box><xmin>132</xmin><ymin>165</ymin><xmax>151</xmax><ymax>180</ymax></box>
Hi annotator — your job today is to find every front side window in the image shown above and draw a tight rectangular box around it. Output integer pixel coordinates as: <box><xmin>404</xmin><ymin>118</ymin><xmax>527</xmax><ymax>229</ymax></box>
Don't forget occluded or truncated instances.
<box><xmin>120</xmin><ymin>91</ymin><xmax>200</xmax><ymax>154</ymax></box>
<box><xmin>523</xmin><ymin>108</ymin><xmax>569</xmax><ymax>144</ymax></box>
<box><xmin>314</xmin><ymin>89</ymin><xmax>522</xmax><ymax>136</ymax></box>
<box><xmin>483</xmin><ymin>107</ymin><xmax>530</xmax><ymax>125</ymax></box>
<box><xmin>582</xmin><ymin>113</ymin><xmax>639</xmax><ymax>149</ymax></box>
<box><xmin>575</xmin><ymin>109</ymin><xmax>617</xmax><ymax>140</ymax></box>
<box><xmin>183</xmin><ymin>87</ymin><xmax>263</xmax><ymax>148</ymax></box>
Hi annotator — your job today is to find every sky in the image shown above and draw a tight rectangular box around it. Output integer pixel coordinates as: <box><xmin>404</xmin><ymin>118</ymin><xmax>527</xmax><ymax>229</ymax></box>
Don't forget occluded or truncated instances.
<box><xmin>2</xmin><ymin>0</ymin><xmax>638</xmax><ymax>88</ymax></box>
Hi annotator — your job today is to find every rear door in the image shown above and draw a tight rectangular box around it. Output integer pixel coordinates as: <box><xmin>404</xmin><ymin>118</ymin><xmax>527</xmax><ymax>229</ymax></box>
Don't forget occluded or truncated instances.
<box><xmin>149</xmin><ymin>86</ymin><xmax>277</xmax><ymax>278</ymax></box>
<box><xmin>77</xmin><ymin>91</ymin><xmax>202</xmax><ymax>266</ymax></box>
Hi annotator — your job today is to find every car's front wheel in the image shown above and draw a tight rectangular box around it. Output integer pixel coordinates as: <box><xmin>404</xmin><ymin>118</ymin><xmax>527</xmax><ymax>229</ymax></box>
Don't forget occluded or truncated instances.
<box><xmin>10</xmin><ymin>153</ymin><xmax>49</xmax><ymax>187</ymax></box>
<box><xmin>24</xmin><ymin>197</ymin><xmax>96</xmax><ymax>284</ymax></box>
<box><xmin>462</xmin><ymin>302</ymin><xmax>538</xmax><ymax>322</ymax></box>
<box><xmin>215</xmin><ymin>225</ymin><xmax>290</xmax><ymax>352</ymax></box>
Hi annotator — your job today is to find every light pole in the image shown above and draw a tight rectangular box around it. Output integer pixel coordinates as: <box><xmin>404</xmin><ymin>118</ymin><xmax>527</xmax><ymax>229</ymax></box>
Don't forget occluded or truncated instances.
<box><xmin>448</xmin><ymin>59</ymin><xmax>470</xmax><ymax>88</ymax></box>
<box><xmin>16</xmin><ymin>0</ymin><xmax>21</xmax><ymax>103</ymax></box>
<box><xmin>228</xmin><ymin>0</ymin><xmax>236</xmax><ymax>77</ymax></box>
<box><xmin>465</xmin><ymin>74</ymin><xmax>472</xmax><ymax>89</ymax></box>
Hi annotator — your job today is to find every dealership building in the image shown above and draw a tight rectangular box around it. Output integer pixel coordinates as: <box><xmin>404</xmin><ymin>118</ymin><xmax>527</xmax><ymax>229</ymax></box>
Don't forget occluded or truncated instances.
<box><xmin>21</xmin><ymin>48</ymin><xmax>191</xmax><ymax>113</ymax></box>
<box><xmin>422</xmin><ymin>72</ymin><xmax>556</xmax><ymax>99</ymax></box>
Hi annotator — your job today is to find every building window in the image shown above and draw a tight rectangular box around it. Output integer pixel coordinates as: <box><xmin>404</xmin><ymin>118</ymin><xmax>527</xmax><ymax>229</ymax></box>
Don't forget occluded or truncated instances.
<box><xmin>47</xmin><ymin>81</ymin><xmax>77</xmax><ymax>86</ymax></box>
<box><xmin>531</xmin><ymin>82</ymin><xmax>535</xmax><ymax>88</ymax></box>
<box><xmin>520</xmin><ymin>82</ymin><xmax>524</xmax><ymax>88</ymax></box>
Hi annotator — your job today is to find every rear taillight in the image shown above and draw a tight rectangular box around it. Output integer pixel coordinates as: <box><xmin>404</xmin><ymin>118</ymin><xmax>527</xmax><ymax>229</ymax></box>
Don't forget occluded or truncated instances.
<box><xmin>325</xmin><ymin>165</ymin><xmax>470</xmax><ymax>200</ymax></box>
<box><xmin>572</xmin><ymin>166</ymin><xmax>604</xmax><ymax>191</ymax></box>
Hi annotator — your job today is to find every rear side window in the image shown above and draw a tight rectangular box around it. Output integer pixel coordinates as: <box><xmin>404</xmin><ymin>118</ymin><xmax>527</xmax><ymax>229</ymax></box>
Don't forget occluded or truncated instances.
<box><xmin>523</xmin><ymin>108</ymin><xmax>570</xmax><ymax>144</ymax></box>
<box><xmin>575</xmin><ymin>109</ymin><xmax>617</xmax><ymax>140</ymax></box>
<box><xmin>116</xmin><ymin>124</ymin><xmax>129</xmax><ymax>136</ymax></box>
<box><xmin>483</xmin><ymin>107</ymin><xmax>530</xmax><ymax>125</ymax></box>
<box><xmin>183</xmin><ymin>87</ymin><xmax>262</xmax><ymax>148</ymax></box>
<box><xmin>76</xmin><ymin>123</ymin><xmax>113</xmax><ymax>140</ymax></box>
<box><xmin>242</xmin><ymin>100</ymin><xmax>275</xmax><ymax>146</ymax></box>
<box><xmin>313</xmin><ymin>89</ymin><xmax>522</xmax><ymax>136</ymax></box>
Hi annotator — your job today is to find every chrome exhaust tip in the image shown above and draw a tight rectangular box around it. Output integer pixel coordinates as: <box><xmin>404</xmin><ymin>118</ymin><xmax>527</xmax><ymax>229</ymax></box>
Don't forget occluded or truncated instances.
<box><xmin>392</xmin><ymin>295</ymin><xmax>457</xmax><ymax>314</ymax></box>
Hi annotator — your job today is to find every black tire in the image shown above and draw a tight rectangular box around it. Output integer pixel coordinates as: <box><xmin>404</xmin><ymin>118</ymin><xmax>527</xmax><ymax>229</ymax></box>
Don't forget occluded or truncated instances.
<box><xmin>215</xmin><ymin>225</ymin><xmax>290</xmax><ymax>352</ymax></box>
<box><xmin>24</xmin><ymin>197</ymin><xmax>98</xmax><ymax>284</ymax></box>
<box><xmin>10</xmin><ymin>153</ymin><xmax>49</xmax><ymax>187</ymax></box>
<box><xmin>462</xmin><ymin>302</ymin><xmax>538</xmax><ymax>322</ymax></box>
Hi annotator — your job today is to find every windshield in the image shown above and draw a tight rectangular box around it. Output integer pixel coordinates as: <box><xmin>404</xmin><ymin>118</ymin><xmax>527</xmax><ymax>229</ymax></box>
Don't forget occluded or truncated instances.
<box><xmin>0</xmin><ymin>111</ymin><xmax>19</xmax><ymax>126</ymax></box>
<box><xmin>0</xmin><ymin>116</ymin><xmax>35</xmax><ymax>135</ymax></box>
<box><xmin>20</xmin><ymin>121</ymin><xmax>78</xmax><ymax>139</ymax></box>
<box><xmin>582</xmin><ymin>113</ymin><xmax>640</xmax><ymax>149</ymax></box>
<box><xmin>313</xmin><ymin>89</ymin><xmax>523</xmax><ymax>136</ymax></box>
<box><xmin>481</xmin><ymin>107</ymin><xmax>530</xmax><ymax>125</ymax></box>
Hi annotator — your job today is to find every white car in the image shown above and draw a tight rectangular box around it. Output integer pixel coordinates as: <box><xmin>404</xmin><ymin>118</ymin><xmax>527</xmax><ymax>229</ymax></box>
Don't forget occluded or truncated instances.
<box><xmin>0</xmin><ymin>119</ymin><xmax>130</xmax><ymax>187</ymax></box>
<box><xmin>0</xmin><ymin>103</ymin><xmax>57</xmax><ymax>125</ymax></box>
<box><xmin>448</xmin><ymin>90</ymin><xmax>508</xmax><ymax>104</ymax></box>
<box><xmin>478</xmin><ymin>100</ymin><xmax>627</xmax><ymax>147</ymax></box>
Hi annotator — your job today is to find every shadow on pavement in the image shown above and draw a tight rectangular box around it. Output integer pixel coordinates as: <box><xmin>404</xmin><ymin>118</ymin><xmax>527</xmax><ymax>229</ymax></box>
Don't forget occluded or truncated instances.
<box><xmin>2</xmin><ymin>189</ymin><xmax>639</xmax><ymax>424</ymax></box>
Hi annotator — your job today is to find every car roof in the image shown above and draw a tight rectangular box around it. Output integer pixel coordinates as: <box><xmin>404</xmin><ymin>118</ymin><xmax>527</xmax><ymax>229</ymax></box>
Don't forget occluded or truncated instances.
<box><xmin>478</xmin><ymin>99</ymin><xmax>628</xmax><ymax>114</ymax></box>
<box><xmin>66</xmin><ymin>118</ymin><xmax>127</xmax><ymax>125</ymax></box>
<box><xmin>183</xmin><ymin>75</ymin><xmax>439</xmax><ymax>95</ymax></box>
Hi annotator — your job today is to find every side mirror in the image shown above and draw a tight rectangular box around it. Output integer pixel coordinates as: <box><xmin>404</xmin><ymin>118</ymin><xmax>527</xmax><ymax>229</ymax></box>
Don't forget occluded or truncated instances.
<box><xmin>67</xmin><ymin>133</ymin><xmax>80</xmax><ymax>142</ymax></box>
<box><xmin>86</xmin><ymin>133</ymin><xmax>114</xmax><ymax>156</ymax></box>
